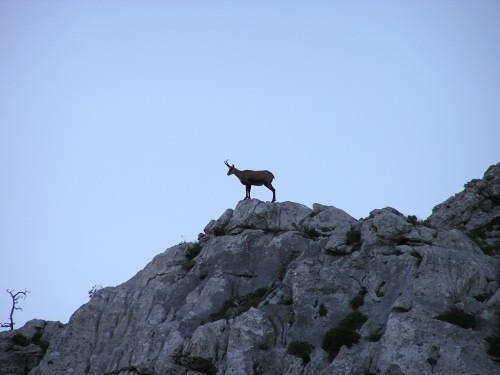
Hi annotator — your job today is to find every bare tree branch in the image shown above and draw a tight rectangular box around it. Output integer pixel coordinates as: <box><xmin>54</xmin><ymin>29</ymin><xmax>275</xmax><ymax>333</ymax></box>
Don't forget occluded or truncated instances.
<box><xmin>2</xmin><ymin>289</ymin><xmax>29</xmax><ymax>330</ymax></box>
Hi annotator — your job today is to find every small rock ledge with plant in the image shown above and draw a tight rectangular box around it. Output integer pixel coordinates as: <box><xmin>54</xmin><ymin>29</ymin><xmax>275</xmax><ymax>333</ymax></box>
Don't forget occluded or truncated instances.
<box><xmin>2</xmin><ymin>164</ymin><xmax>500</xmax><ymax>375</ymax></box>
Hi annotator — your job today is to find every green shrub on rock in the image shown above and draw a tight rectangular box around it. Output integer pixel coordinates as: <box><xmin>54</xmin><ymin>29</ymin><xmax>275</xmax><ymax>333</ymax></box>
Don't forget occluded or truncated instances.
<box><xmin>11</xmin><ymin>334</ymin><xmax>29</xmax><ymax>346</ymax></box>
<box><xmin>322</xmin><ymin>310</ymin><xmax>368</xmax><ymax>361</ymax></box>
<box><xmin>288</xmin><ymin>341</ymin><xmax>314</xmax><ymax>365</ymax></box>
<box><xmin>322</xmin><ymin>326</ymin><xmax>360</xmax><ymax>361</ymax></box>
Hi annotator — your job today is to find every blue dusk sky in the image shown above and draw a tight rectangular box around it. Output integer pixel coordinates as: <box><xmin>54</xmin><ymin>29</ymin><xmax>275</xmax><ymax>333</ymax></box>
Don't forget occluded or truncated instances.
<box><xmin>1</xmin><ymin>1</ymin><xmax>499</xmax><ymax>329</ymax></box>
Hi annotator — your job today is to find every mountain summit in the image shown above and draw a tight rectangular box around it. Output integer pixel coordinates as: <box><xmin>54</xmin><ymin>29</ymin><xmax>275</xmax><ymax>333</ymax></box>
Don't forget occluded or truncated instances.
<box><xmin>2</xmin><ymin>164</ymin><xmax>500</xmax><ymax>375</ymax></box>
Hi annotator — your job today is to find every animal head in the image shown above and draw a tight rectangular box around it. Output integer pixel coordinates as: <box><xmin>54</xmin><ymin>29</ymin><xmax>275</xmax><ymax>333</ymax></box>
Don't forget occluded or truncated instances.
<box><xmin>224</xmin><ymin>160</ymin><xmax>235</xmax><ymax>176</ymax></box>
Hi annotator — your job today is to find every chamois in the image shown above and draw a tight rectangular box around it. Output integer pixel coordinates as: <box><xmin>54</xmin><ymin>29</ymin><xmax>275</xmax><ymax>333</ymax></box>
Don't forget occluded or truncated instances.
<box><xmin>224</xmin><ymin>160</ymin><xmax>276</xmax><ymax>202</ymax></box>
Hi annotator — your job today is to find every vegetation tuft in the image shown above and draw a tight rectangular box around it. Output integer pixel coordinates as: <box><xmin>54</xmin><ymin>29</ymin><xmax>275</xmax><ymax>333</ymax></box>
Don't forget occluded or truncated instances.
<box><xmin>88</xmin><ymin>284</ymin><xmax>103</xmax><ymax>298</ymax></box>
<box><xmin>185</xmin><ymin>242</ymin><xmax>203</xmax><ymax>260</ymax></box>
<box><xmin>208</xmin><ymin>288</ymin><xmax>267</xmax><ymax>322</ymax></box>
<box><xmin>11</xmin><ymin>333</ymin><xmax>29</xmax><ymax>346</ymax></box>
<box><xmin>349</xmin><ymin>288</ymin><xmax>367</xmax><ymax>310</ymax></box>
<box><xmin>345</xmin><ymin>229</ymin><xmax>362</xmax><ymax>248</ymax></box>
<box><xmin>434</xmin><ymin>307</ymin><xmax>476</xmax><ymax>329</ymax></box>
<box><xmin>407</xmin><ymin>215</ymin><xmax>419</xmax><ymax>225</ymax></box>
<box><xmin>288</xmin><ymin>341</ymin><xmax>314</xmax><ymax>365</ymax></box>
<box><xmin>339</xmin><ymin>310</ymin><xmax>368</xmax><ymax>331</ymax></box>
<box><xmin>322</xmin><ymin>310</ymin><xmax>368</xmax><ymax>361</ymax></box>
<box><xmin>424</xmin><ymin>219</ymin><xmax>434</xmax><ymax>228</ymax></box>
<box><xmin>322</xmin><ymin>326</ymin><xmax>360</xmax><ymax>361</ymax></box>
<box><xmin>179</xmin><ymin>242</ymin><xmax>203</xmax><ymax>271</ymax></box>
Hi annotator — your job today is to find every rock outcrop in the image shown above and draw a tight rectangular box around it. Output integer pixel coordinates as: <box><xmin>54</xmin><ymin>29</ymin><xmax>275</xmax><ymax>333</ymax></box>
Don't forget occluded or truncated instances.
<box><xmin>429</xmin><ymin>163</ymin><xmax>500</xmax><ymax>257</ymax></box>
<box><xmin>0</xmin><ymin>320</ymin><xmax>64</xmax><ymax>375</ymax></box>
<box><xmin>2</xmin><ymin>163</ymin><xmax>499</xmax><ymax>375</ymax></box>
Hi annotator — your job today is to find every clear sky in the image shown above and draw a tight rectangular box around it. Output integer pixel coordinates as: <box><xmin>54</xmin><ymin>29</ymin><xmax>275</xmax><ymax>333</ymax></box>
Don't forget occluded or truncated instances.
<box><xmin>1</xmin><ymin>1</ymin><xmax>499</xmax><ymax>329</ymax></box>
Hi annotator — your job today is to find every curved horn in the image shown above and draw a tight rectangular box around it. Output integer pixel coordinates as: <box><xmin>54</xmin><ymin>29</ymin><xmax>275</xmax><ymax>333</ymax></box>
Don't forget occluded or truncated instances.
<box><xmin>224</xmin><ymin>159</ymin><xmax>230</xmax><ymax>167</ymax></box>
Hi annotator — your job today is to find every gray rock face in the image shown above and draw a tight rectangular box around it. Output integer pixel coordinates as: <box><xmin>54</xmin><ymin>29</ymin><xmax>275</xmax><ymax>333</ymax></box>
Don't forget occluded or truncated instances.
<box><xmin>0</xmin><ymin>319</ymin><xmax>64</xmax><ymax>375</ymax></box>
<box><xmin>429</xmin><ymin>163</ymin><xmax>500</xmax><ymax>257</ymax></box>
<box><xmin>19</xmin><ymin>164</ymin><xmax>500</xmax><ymax>374</ymax></box>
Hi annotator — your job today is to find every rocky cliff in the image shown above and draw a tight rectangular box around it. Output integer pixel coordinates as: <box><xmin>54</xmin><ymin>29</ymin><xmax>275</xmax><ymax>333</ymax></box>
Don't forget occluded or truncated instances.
<box><xmin>2</xmin><ymin>164</ymin><xmax>499</xmax><ymax>375</ymax></box>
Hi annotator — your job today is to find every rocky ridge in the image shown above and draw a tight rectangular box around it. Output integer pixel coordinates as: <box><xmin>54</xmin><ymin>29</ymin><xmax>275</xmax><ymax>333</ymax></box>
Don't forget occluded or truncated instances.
<box><xmin>1</xmin><ymin>163</ymin><xmax>499</xmax><ymax>375</ymax></box>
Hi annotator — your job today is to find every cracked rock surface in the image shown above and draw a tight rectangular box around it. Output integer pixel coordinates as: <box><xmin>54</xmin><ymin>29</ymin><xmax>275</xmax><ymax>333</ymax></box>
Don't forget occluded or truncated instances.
<box><xmin>2</xmin><ymin>164</ymin><xmax>499</xmax><ymax>375</ymax></box>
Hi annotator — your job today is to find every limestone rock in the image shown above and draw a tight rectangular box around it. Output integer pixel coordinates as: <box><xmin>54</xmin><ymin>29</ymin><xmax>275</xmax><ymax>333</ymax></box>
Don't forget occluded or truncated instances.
<box><xmin>0</xmin><ymin>320</ymin><xmax>64</xmax><ymax>375</ymax></box>
<box><xmin>203</xmin><ymin>208</ymin><xmax>234</xmax><ymax>238</ymax></box>
<box><xmin>15</xmin><ymin>163</ymin><xmax>500</xmax><ymax>375</ymax></box>
<box><xmin>225</xmin><ymin>199</ymin><xmax>312</xmax><ymax>234</ymax></box>
<box><xmin>179</xmin><ymin>320</ymin><xmax>227</xmax><ymax>374</ymax></box>
<box><xmin>302</xmin><ymin>204</ymin><xmax>357</xmax><ymax>237</ymax></box>
<box><xmin>429</xmin><ymin>162</ymin><xmax>500</xmax><ymax>257</ymax></box>
<box><xmin>224</xmin><ymin>308</ymin><xmax>275</xmax><ymax>374</ymax></box>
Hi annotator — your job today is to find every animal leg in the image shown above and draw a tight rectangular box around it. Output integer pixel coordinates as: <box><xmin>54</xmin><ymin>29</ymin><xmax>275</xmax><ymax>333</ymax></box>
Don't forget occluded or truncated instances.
<box><xmin>245</xmin><ymin>185</ymin><xmax>251</xmax><ymax>200</ymax></box>
<box><xmin>264</xmin><ymin>182</ymin><xmax>276</xmax><ymax>203</ymax></box>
